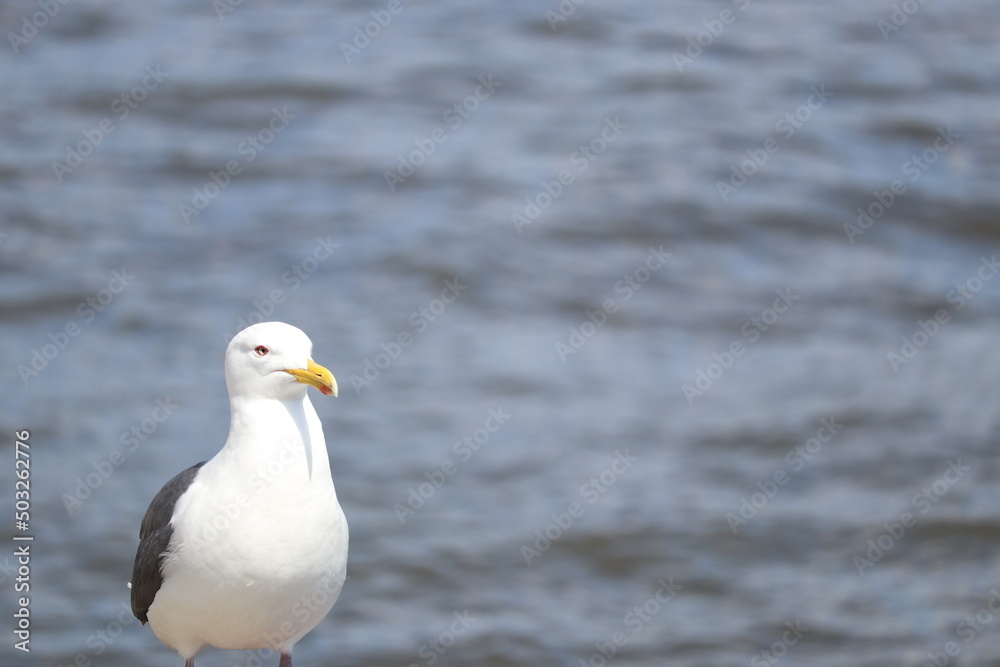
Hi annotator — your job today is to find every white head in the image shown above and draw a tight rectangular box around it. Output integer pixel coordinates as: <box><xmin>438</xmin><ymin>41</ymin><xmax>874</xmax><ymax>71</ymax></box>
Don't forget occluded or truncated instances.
<box><xmin>224</xmin><ymin>322</ymin><xmax>338</xmax><ymax>401</ymax></box>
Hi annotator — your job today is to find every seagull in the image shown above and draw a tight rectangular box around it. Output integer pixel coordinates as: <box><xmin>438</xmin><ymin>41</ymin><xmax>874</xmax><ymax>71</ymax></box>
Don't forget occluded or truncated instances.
<box><xmin>130</xmin><ymin>322</ymin><xmax>348</xmax><ymax>667</ymax></box>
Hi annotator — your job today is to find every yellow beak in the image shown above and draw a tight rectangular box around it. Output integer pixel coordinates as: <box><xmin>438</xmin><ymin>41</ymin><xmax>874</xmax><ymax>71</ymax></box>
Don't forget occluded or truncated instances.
<box><xmin>283</xmin><ymin>359</ymin><xmax>338</xmax><ymax>397</ymax></box>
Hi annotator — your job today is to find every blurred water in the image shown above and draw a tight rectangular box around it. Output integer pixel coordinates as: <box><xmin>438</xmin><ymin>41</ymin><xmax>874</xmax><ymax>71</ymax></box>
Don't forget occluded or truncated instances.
<box><xmin>2</xmin><ymin>1</ymin><xmax>1000</xmax><ymax>666</ymax></box>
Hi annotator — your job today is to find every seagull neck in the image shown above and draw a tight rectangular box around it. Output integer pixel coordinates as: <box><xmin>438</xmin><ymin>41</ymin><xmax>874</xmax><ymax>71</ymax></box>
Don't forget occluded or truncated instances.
<box><xmin>220</xmin><ymin>394</ymin><xmax>330</xmax><ymax>482</ymax></box>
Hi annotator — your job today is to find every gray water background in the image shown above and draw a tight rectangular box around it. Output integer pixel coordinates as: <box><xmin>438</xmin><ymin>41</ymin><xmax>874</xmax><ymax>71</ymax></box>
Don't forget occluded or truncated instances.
<box><xmin>2</xmin><ymin>1</ymin><xmax>1000</xmax><ymax>665</ymax></box>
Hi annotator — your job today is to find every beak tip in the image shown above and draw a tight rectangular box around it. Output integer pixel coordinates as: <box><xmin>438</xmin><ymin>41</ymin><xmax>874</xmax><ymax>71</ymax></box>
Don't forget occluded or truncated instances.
<box><xmin>286</xmin><ymin>360</ymin><xmax>338</xmax><ymax>397</ymax></box>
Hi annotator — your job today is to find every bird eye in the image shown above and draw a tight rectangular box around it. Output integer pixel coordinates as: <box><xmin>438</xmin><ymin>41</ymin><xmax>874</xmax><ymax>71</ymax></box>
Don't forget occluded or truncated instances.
<box><xmin>254</xmin><ymin>345</ymin><xmax>269</xmax><ymax>357</ymax></box>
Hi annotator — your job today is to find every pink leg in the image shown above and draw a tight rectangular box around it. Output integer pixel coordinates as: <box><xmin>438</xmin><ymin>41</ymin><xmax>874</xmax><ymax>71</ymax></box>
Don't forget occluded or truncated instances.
<box><xmin>279</xmin><ymin>653</ymin><xmax>292</xmax><ymax>667</ymax></box>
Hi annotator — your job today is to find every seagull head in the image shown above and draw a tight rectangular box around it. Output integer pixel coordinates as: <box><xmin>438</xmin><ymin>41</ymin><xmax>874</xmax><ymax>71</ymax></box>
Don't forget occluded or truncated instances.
<box><xmin>224</xmin><ymin>322</ymin><xmax>338</xmax><ymax>401</ymax></box>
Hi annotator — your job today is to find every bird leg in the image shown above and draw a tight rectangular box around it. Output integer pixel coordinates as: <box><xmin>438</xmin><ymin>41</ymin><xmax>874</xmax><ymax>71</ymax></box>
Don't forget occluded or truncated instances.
<box><xmin>185</xmin><ymin>660</ymin><xmax>195</xmax><ymax>667</ymax></box>
<box><xmin>279</xmin><ymin>654</ymin><xmax>292</xmax><ymax>667</ymax></box>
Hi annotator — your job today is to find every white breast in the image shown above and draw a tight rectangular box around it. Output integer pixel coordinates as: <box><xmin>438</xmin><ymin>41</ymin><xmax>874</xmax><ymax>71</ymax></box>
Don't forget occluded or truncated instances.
<box><xmin>148</xmin><ymin>396</ymin><xmax>349</xmax><ymax>657</ymax></box>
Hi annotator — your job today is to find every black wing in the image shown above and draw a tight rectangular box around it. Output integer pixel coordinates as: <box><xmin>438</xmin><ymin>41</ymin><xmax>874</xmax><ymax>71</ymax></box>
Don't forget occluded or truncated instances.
<box><xmin>130</xmin><ymin>462</ymin><xmax>206</xmax><ymax>623</ymax></box>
